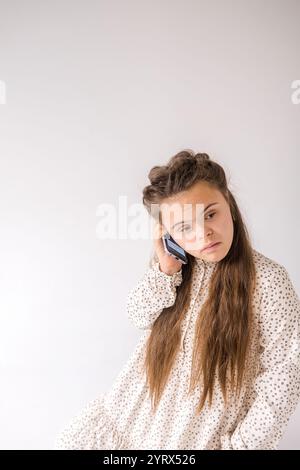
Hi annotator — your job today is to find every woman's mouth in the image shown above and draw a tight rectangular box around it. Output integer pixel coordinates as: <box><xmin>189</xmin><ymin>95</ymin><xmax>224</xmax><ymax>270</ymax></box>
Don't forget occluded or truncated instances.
<box><xmin>201</xmin><ymin>242</ymin><xmax>221</xmax><ymax>253</ymax></box>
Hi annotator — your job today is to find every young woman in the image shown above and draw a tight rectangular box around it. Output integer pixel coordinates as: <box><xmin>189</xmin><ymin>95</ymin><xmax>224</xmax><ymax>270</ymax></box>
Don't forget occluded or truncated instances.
<box><xmin>54</xmin><ymin>150</ymin><xmax>300</xmax><ymax>450</ymax></box>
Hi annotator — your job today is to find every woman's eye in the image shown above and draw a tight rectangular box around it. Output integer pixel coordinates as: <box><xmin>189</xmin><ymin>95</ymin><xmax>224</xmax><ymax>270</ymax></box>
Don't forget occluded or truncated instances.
<box><xmin>178</xmin><ymin>213</ymin><xmax>216</xmax><ymax>232</ymax></box>
<box><xmin>179</xmin><ymin>225</ymin><xmax>191</xmax><ymax>233</ymax></box>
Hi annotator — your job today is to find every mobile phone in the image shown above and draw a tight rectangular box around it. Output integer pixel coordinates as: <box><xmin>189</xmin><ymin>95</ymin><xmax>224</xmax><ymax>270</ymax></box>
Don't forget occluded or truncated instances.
<box><xmin>162</xmin><ymin>233</ymin><xmax>188</xmax><ymax>264</ymax></box>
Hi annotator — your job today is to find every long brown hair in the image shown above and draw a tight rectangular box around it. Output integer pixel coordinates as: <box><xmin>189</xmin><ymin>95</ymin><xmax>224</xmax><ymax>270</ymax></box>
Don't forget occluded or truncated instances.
<box><xmin>142</xmin><ymin>150</ymin><xmax>257</xmax><ymax>415</ymax></box>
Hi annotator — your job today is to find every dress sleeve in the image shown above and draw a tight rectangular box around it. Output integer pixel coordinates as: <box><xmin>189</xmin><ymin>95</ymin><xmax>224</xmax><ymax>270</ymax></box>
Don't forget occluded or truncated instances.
<box><xmin>126</xmin><ymin>260</ymin><xmax>183</xmax><ymax>330</ymax></box>
<box><xmin>221</xmin><ymin>264</ymin><xmax>300</xmax><ymax>450</ymax></box>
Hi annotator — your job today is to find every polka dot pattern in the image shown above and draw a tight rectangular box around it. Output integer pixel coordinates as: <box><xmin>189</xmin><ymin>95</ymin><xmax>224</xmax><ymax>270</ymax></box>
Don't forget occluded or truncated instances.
<box><xmin>54</xmin><ymin>248</ymin><xmax>300</xmax><ymax>450</ymax></box>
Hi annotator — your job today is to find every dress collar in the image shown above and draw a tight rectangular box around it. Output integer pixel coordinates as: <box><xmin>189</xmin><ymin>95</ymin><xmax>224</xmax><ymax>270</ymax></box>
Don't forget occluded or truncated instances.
<box><xmin>194</xmin><ymin>256</ymin><xmax>219</xmax><ymax>271</ymax></box>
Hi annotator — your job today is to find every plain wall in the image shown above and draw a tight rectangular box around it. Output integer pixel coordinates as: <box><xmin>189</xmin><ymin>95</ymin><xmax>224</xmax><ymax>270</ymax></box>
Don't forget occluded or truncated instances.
<box><xmin>0</xmin><ymin>0</ymin><xmax>299</xmax><ymax>449</ymax></box>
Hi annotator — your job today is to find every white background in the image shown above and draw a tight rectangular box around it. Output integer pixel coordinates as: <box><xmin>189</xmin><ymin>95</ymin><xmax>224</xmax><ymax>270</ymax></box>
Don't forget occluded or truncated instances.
<box><xmin>0</xmin><ymin>0</ymin><xmax>299</xmax><ymax>449</ymax></box>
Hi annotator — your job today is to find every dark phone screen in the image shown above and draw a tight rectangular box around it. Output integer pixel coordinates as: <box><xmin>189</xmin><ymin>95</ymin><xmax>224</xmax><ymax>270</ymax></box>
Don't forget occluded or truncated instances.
<box><xmin>163</xmin><ymin>233</ymin><xmax>188</xmax><ymax>263</ymax></box>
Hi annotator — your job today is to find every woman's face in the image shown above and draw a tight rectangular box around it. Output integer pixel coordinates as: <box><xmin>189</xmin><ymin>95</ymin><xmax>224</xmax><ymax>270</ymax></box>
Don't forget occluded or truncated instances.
<box><xmin>160</xmin><ymin>181</ymin><xmax>234</xmax><ymax>262</ymax></box>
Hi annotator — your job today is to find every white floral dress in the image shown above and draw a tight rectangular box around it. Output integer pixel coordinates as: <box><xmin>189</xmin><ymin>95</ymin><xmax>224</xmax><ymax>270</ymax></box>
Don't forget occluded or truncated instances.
<box><xmin>54</xmin><ymin>248</ymin><xmax>300</xmax><ymax>450</ymax></box>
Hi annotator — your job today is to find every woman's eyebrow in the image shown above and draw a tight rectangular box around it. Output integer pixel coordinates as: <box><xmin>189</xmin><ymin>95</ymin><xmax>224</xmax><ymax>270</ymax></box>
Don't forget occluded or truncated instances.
<box><xmin>203</xmin><ymin>202</ymin><xmax>219</xmax><ymax>212</ymax></box>
<box><xmin>171</xmin><ymin>202</ymin><xmax>219</xmax><ymax>229</ymax></box>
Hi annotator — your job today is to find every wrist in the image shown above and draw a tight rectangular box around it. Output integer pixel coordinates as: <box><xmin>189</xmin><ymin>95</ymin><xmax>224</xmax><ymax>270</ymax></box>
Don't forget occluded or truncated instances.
<box><xmin>158</xmin><ymin>263</ymin><xmax>180</xmax><ymax>276</ymax></box>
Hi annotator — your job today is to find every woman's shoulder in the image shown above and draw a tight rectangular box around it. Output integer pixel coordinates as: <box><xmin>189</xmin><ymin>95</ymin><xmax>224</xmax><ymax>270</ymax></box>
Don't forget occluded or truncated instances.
<box><xmin>251</xmin><ymin>247</ymin><xmax>298</xmax><ymax>304</ymax></box>
<box><xmin>251</xmin><ymin>247</ymin><xmax>288</xmax><ymax>282</ymax></box>
<box><xmin>250</xmin><ymin>248</ymin><xmax>300</xmax><ymax>347</ymax></box>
